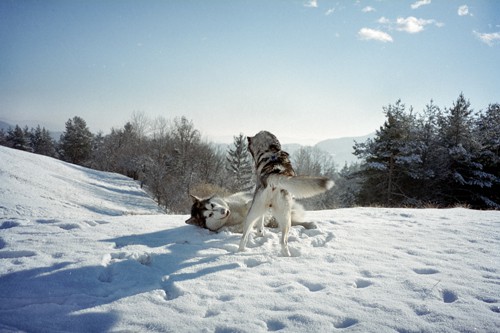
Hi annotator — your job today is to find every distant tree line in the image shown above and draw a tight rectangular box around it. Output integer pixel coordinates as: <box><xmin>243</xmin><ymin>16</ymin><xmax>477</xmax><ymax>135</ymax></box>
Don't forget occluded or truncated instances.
<box><xmin>1</xmin><ymin>93</ymin><xmax>497</xmax><ymax>211</ymax></box>
<box><xmin>0</xmin><ymin>124</ymin><xmax>57</xmax><ymax>157</ymax></box>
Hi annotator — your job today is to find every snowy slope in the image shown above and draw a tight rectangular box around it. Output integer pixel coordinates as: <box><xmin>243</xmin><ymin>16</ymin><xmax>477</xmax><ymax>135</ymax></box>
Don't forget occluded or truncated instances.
<box><xmin>0</xmin><ymin>146</ymin><xmax>164</xmax><ymax>218</ymax></box>
<box><xmin>0</xmin><ymin>146</ymin><xmax>499</xmax><ymax>332</ymax></box>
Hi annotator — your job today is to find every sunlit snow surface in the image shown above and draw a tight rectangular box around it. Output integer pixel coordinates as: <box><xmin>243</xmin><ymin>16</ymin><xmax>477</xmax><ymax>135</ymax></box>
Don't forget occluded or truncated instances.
<box><xmin>1</xmin><ymin>146</ymin><xmax>499</xmax><ymax>332</ymax></box>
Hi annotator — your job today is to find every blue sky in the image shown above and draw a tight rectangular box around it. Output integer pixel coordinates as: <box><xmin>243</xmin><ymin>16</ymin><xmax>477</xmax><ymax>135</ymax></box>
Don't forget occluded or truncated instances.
<box><xmin>1</xmin><ymin>0</ymin><xmax>499</xmax><ymax>144</ymax></box>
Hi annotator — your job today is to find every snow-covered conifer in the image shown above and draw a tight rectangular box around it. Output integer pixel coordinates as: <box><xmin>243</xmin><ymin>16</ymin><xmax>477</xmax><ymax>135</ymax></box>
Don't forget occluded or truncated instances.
<box><xmin>226</xmin><ymin>133</ymin><xmax>254</xmax><ymax>192</ymax></box>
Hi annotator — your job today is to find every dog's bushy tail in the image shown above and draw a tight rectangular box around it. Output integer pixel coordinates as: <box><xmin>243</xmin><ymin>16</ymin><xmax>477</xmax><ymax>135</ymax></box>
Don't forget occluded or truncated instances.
<box><xmin>274</xmin><ymin>175</ymin><xmax>334</xmax><ymax>199</ymax></box>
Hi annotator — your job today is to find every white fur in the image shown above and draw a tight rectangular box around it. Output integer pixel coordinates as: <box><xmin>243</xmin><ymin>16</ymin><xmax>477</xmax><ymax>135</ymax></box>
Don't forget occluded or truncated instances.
<box><xmin>238</xmin><ymin>131</ymin><xmax>333</xmax><ymax>256</ymax></box>
<box><xmin>205</xmin><ymin>193</ymin><xmax>253</xmax><ymax>232</ymax></box>
<box><xmin>239</xmin><ymin>182</ymin><xmax>295</xmax><ymax>256</ymax></box>
<box><xmin>202</xmin><ymin>192</ymin><xmax>311</xmax><ymax>233</ymax></box>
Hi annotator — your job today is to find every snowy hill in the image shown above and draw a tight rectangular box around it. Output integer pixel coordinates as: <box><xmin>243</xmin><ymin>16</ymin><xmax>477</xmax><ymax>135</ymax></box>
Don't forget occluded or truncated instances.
<box><xmin>0</xmin><ymin>146</ymin><xmax>164</xmax><ymax>218</ymax></box>
<box><xmin>1</xmin><ymin>146</ymin><xmax>499</xmax><ymax>332</ymax></box>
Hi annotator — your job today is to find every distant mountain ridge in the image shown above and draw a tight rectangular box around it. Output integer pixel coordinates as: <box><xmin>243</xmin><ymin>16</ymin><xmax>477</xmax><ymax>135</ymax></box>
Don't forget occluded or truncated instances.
<box><xmin>282</xmin><ymin>133</ymin><xmax>374</xmax><ymax>166</ymax></box>
<box><xmin>315</xmin><ymin>133</ymin><xmax>374</xmax><ymax>165</ymax></box>
<box><xmin>0</xmin><ymin>120</ymin><xmax>11</xmax><ymax>131</ymax></box>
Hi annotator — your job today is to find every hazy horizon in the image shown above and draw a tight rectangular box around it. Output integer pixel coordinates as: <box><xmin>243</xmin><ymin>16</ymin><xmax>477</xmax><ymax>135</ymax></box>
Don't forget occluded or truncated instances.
<box><xmin>0</xmin><ymin>115</ymin><xmax>375</xmax><ymax>147</ymax></box>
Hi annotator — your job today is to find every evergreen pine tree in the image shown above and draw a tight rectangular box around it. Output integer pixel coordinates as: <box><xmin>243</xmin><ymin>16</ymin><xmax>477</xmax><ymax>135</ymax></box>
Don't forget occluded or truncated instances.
<box><xmin>226</xmin><ymin>133</ymin><xmax>253</xmax><ymax>192</ymax></box>
<box><xmin>0</xmin><ymin>128</ymin><xmax>6</xmax><ymax>146</ymax></box>
<box><xmin>354</xmin><ymin>100</ymin><xmax>419</xmax><ymax>206</ymax></box>
<box><xmin>437</xmin><ymin>93</ymin><xmax>490</xmax><ymax>206</ymax></box>
<box><xmin>31</xmin><ymin>125</ymin><xmax>56</xmax><ymax>157</ymax></box>
<box><xmin>474</xmin><ymin>103</ymin><xmax>500</xmax><ymax>208</ymax></box>
<box><xmin>412</xmin><ymin>100</ymin><xmax>443</xmax><ymax>204</ymax></box>
<box><xmin>59</xmin><ymin>116</ymin><xmax>93</xmax><ymax>165</ymax></box>
<box><xmin>6</xmin><ymin>125</ymin><xmax>31</xmax><ymax>151</ymax></box>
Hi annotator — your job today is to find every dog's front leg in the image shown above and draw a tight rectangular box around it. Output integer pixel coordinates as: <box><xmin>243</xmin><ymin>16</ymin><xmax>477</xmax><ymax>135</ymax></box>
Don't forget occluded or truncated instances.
<box><xmin>238</xmin><ymin>212</ymin><xmax>260</xmax><ymax>252</ymax></box>
<box><xmin>238</xmin><ymin>191</ymin><xmax>266</xmax><ymax>252</ymax></box>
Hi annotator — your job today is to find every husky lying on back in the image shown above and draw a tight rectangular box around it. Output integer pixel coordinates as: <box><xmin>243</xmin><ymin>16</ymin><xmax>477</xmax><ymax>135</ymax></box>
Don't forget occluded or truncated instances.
<box><xmin>239</xmin><ymin>130</ymin><xmax>333</xmax><ymax>256</ymax></box>
<box><xmin>185</xmin><ymin>192</ymin><xmax>316</xmax><ymax>232</ymax></box>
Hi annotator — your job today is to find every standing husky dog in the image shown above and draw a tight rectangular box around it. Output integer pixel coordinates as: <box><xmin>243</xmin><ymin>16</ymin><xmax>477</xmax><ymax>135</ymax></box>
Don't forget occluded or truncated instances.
<box><xmin>239</xmin><ymin>130</ymin><xmax>333</xmax><ymax>256</ymax></box>
<box><xmin>186</xmin><ymin>192</ymin><xmax>316</xmax><ymax>232</ymax></box>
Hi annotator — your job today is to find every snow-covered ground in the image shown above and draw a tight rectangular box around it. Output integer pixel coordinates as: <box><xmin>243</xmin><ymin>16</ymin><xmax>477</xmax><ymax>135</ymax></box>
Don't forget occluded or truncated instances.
<box><xmin>0</xmin><ymin>146</ymin><xmax>499</xmax><ymax>333</ymax></box>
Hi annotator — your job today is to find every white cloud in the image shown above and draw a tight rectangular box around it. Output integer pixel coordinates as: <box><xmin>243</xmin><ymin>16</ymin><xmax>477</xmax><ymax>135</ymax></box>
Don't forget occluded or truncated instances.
<box><xmin>304</xmin><ymin>0</ymin><xmax>318</xmax><ymax>8</ymax></box>
<box><xmin>378</xmin><ymin>16</ymin><xmax>443</xmax><ymax>34</ymax></box>
<box><xmin>474</xmin><ymin>31</ymin><xmax>500</xmax><ymax>46</ymax></box>
<box><xmin>377</xmin><ymin>17</ymin><xmax>390</xmax><ymax>24</ymax></box>
<box><xmin>362</xmin><ymin>6</ymin><xmax>376</xmax><ymax>13</ymax></box>
<box><xmin>396</xmin><ymin>16</ymin><xmax>435</xmax><ymax>34</ymax></box>
<box><xmin>358</xmin><ymin>28</ymin><xmax>393</xmax><ymax>43</ymax></box>
<box><xmin>458</xmin><ymin>5</ymin><xmax>469</xmax><ymax>16</ymax></box>
<box><xmin>411</xmin><ymin>0</ymin><xmax>431</xmax><ymax>9</ymax></box>
<box><xmin>325</xmin><ymin>8</ymin><xmax>335</xmax><ymax>16</ymax></box>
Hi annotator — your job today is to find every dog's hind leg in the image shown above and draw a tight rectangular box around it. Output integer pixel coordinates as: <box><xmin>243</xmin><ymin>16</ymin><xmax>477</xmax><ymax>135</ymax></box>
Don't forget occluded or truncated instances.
<box><xmin>275</xmin><ymin>190</ymin><xmax>293</xmax><ymax>257</ymax></box>
<box><xmin>256</xmin><ymin>215</ymin><xmax>265</xmax><ymax>237</ymax></box>
<box><xmin>280</xmin><ymin>223</ymin><xmax>291</xmax><ymax>257</ymax></box>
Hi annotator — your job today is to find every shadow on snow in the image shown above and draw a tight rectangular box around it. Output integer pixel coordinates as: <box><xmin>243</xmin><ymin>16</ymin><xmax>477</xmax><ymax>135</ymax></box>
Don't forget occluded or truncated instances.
<box><xmin>0</xmin><ymin>225</ymin><xmax>238</xmax><ymax>332</ymax></box>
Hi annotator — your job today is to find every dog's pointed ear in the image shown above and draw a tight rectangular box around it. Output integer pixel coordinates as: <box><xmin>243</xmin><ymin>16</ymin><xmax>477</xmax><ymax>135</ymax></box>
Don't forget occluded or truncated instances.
<box><xmin>189</xmin><ymin>194</ymin><xmax>201</xmax><ymax>203</ymax></box>
<box><xmin>247</xmin><ymin>136</ymin><xmax>253</xmax><ymax>144</ymax></box>
<box><xmin>185</xmin><ymin>216</ymin><xmax>197</xmax><ymax>225</ymax></box>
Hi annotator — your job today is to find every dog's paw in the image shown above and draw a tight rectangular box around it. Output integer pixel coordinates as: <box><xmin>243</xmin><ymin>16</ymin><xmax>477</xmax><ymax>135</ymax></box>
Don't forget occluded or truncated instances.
<box><xmin>281</xmin><ymin>246</ymin><xmax>291</xmax><ymax>257</ymax></box>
